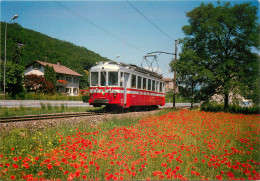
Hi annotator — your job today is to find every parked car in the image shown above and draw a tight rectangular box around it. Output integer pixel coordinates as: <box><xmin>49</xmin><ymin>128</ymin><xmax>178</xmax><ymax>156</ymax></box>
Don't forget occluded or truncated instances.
<box><xmin>240</xmin><ymin>100</ymin><xmax>253</xmax><ymax>107</ymax></box>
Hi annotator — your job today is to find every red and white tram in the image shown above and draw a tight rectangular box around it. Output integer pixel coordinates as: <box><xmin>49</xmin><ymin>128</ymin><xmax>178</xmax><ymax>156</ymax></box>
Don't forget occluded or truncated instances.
<box><xmin>89</xmin><ymin>61</ymin><xmax>165</xmax><ymax>110</ymax></box>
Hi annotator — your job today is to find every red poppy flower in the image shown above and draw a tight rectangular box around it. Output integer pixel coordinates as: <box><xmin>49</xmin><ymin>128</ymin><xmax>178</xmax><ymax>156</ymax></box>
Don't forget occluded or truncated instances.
<box><xmin>10</xmin><ymin>175</ymin><xmax>15</xmax><ymax>180</ymax></box>
<box><xmin>47</xmin><ymin>164</ymin><xmax>53</xmax><ymax>170</ymax></box>
<box><xmin>216</xmin><ymin>175</ymin><xmax>222</xmax><ymax>180</ymax></box>
<box><xmin>13</xmin><ymin>164</ymin><xmax>19</xmax><ymax>169</ymax></box>
<box><xmin>227</xmin><ymin>171</ymin><xmax>234</xmax><ymax>178</ymax></box>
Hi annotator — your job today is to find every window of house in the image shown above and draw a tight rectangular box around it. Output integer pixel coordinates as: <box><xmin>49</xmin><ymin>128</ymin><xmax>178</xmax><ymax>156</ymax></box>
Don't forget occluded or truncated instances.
<box><xmin>148</xmin><ymin>79</ymin><xmax>151</xmax><ymax>90</ymax></box>
<box><xmin>91</xmin><ymin>72</ymin><xmax>98</xmax><ymax>86</ymax></box>
<box><xmin>143</xmin><ymin>78</ymin><xmax>147</xmax><ymax>90</ymax></box>
<box><xmin>137</xmin><ymin>76</ymin><xmax>142</xmax><ymax>89</ymax></box>
<box><xmin>108</xmin><ymin>72</ymin><xmax>118</xmax><ymax>86</ymax></box>
<box><xmin>33</xmin><ymin>64</ymin><xmax>41</xmax><ymax>70</ymax></box>
<box><xmin>101</xmin><ymin>71</ymin><xmax>106</xmax><ymax>86</ymax></box>
<box><xmin>66</xmin><ymin>76</ymin><xmax>72</xmax><ymax>82</ymax></box>
<box><xmin>73</xmin><ymin>88</ymin><xmax>78</xmax><ymax>94</ymax></box>
<box><xmin>66</xmin><ymin>88</ymin><xmax>71</xmax><ymax>93</ymax></box>
<box><xmin>57</xmin><ymin>75</ymin><xmax>64</xmax><ymax>80</ymax></box>
<box><xmin>74</xmin><ymin>77</ymin><xmax>79</xmax><ymax>83</ymax></box>
<box><xmin>131</xmin><ymin>74</ymin><xmax>136</xmax><ymax>88</ymax></box>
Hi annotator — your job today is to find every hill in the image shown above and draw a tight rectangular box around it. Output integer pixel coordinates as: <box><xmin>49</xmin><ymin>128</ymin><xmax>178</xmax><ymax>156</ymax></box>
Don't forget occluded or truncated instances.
<box><xmin>0</xmin><ymin>22</ymin><xmax>110</xmax><ymax>87</ymax></box>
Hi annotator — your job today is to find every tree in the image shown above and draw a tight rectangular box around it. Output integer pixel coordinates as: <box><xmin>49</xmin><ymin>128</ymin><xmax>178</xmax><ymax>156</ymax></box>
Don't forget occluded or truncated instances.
<box><xmin>11</xmin><ymin>45</ymin><xmax>21</xmax><ymax>64</ymax></box>
<box><xmin>44</xmin><ymin>65</ymin><xmax>56</xmax><ymax>89</ymax></box>
<box><xmin>178</xmin><ymin>2</ymin><xmax>259</xmax><ymax>109</ymax></box>
<box><xmin>0</xmin><ymin>61</ymin><xmax>24</xmax><ymax>97</ymax></box>
<box><xmin>170</xmin><ymin>50</ymin><xmax>213</xmax><ymax>108</ymax></box>
<box><xmin>24</xmin><ymin>74</ymin><xmax>54</xmax><ymax>94</ymax></box>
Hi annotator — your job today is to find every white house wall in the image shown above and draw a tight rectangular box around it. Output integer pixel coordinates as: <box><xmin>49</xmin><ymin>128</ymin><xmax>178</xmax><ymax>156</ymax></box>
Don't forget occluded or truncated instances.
<box><xmin>24</xmin><ymin>65</ymin><xmax>45</xmax><ymax>76</ymax></box>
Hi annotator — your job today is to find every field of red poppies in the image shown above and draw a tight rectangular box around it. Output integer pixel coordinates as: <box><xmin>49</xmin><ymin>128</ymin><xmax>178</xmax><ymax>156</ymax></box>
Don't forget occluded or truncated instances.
<box><xmin>0</xmin><ymin>110</ymin><xmax>259</xmax><ymax>180</ymax></box>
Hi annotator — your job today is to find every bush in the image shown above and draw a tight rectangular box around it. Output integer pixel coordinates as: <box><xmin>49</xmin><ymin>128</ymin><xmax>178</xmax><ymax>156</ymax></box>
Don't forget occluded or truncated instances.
<box><xmin>200</xmin><ymin>102</ymin><xmax>260</xmax><ymax>114</ymax></box>
<box><xmin>82</xmin><ymin>95</ymin><xmax>89</xmax><ymax>102</ymax></box>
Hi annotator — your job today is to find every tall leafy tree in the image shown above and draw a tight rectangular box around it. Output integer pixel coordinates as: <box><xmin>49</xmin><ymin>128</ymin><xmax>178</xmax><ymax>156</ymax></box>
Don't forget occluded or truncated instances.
<box><xmin>44</xmin><ymin>65</ymin><xmax>57</xmax><ymax>90</ymax></box>
<box><xmin>0</xmin><ymin>61</ymin><xmax>24</xmax><ymax>97</ymax></box>
<box><xmin>170</xmin><ymin>49</ymin><xmax>213</xmax><ymax>108</ymax></box>
<box><xmin>11</xmin><ymin>45</ymin><xmax>21</xmax><ymax>64</ymax></box>
<box><xmin>178</xmin><ymin>2</ymin><xmax>259</xmax><ymax>109</ymax></box>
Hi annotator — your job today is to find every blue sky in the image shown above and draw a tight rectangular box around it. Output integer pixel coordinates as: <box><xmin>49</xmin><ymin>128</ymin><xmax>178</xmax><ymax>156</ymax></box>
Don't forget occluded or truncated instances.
<box><xmin>1</xmin><ymin>0</ymin><xmax>259</xmax><ymax>78</ymax></box>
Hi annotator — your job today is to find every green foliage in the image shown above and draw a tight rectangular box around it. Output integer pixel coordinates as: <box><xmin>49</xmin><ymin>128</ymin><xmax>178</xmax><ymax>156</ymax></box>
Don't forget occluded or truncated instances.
<box><xmin>165</xmin><ymin>91</ymin><xmax>190</xmax><ymax>103</ymax></box>
<box><xmin>178</xmin><ymin>2</ymin><xmax>259</xmax><ymax>109</ymax></box>
<box><xmin>44</xmin><ymin>65</ymin><xmax>57</xmax><ymax>89</ymax></box>
<box><xmin>0</xmin><ymin>92</ymin><xmax>82</xmax><ymax>101</ymax></box>
<box><xmin>0</xmin><ymin>61</ymin><xmax>24</xmax><ymax>97</ymax></box>
<box><xmin>11</xmin><ymin>45</ymin><xmax>21</xmax><ymax>64</ymax></box>
<box><xmin>0</xmin><ymin>22</ymin><xmax>110</xmax><ymax>88</ymax></box>
<box><xmin>82</xmin><ymin>95</ymin><xmax>89</xmax><ymax>102</ymax></box>
<box><xmin>200</xmin><ymin>102</ymin><xmax>260</xmax><ymax>114</ymax></box>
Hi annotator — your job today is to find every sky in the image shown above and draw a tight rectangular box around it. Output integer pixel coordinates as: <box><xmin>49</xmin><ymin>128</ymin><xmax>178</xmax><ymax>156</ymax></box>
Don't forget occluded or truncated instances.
<box><xmin>1</xmin><ymin>0</ymin><xmax>259</xmax><ymax>78</ymax></box>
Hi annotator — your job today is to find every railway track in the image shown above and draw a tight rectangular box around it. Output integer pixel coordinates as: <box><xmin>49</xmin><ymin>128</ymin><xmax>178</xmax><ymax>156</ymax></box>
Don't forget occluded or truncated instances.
<box><xmin>0</xmin><ymin>112</ymin><xmax>106</xmax><ymax>123</ymax></box>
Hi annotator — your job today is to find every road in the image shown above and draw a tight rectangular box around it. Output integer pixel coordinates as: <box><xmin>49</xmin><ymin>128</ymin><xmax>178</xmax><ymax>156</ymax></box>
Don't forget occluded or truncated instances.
<box><xmin>0</xmin><ymin>100</ymin><xmax>195</xmax><ymax>108</ymax></box>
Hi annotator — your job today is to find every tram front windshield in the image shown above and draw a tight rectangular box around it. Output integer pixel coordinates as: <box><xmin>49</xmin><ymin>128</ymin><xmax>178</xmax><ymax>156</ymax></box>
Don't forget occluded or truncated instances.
<box><xmin>108</xmin><ymin>72</ymin><xmax>118</xmax><ymax>86</ymax></box>
<box><xmin>91</xmin><ymin>72</ymin><xmax>98</xmax><ymax>86</ymax></box>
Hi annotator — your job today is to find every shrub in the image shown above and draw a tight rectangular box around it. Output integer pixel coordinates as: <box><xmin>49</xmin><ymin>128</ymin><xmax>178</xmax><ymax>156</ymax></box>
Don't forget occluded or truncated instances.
<box><xmin>24</xmin><ymin>74</ymin><xmax>54</xmax><ymax>94</ymax></box>
<box><xmin>200</xmin><ymin>102</ymin><xmax>260</xmax><ymax>114</ymax></box>
<box><xmin>82</xmin><ymin>95</ymin><xmax>89</xmax><ymax>102</ymax></box>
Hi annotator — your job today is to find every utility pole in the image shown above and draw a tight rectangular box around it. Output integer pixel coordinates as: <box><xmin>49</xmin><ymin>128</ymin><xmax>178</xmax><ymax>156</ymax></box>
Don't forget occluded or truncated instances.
<box><xmin>4</xmin><ymin>15</ymin><xmax>18</xmax><ymax>97</ymax></box>
<box><xmin>173</xmin><ymin>40</ymin><xmax>177</xmax><ymax>108</ymax></box>
<box><xmin>146</xmin><ymin>39</ymin><xmax>179</xmax><ymax>108</ymax></box>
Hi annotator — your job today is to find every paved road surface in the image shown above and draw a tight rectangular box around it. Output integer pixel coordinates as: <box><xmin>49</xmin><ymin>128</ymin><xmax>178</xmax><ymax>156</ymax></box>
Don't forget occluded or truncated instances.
<box><xmin>0</xmin><ymin>100</ymin><xmax>195</xmax><ymax>108</ymax></box>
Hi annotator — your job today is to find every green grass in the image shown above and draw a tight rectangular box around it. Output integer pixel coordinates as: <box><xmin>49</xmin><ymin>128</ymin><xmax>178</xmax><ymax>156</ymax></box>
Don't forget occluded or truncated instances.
<box><xmin>0</xmin><ymin>104</ymin><xmax>102</xmax><ymax>117</ymax></box>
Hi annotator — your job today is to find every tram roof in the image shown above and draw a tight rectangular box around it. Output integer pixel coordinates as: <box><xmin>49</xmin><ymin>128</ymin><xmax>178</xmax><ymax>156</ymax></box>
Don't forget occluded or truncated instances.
<box><xmin>91</xmin><ymin>61</ymin><xmax>163</xmax><ymax>79</ymax></box>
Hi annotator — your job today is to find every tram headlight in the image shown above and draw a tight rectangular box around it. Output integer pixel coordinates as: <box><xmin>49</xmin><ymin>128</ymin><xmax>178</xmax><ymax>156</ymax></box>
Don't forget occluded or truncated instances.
<box><xmin>113</xmin><ymin>90</ymin><xmax>118</xmax><ymax>98</ymax></box>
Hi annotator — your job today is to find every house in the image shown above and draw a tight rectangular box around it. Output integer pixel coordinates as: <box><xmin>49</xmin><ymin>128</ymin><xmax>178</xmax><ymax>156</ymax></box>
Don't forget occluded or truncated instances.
<box><xmin>24</xmin><ymin>60</ymin><xmax>82</xmax><ymax>96</ymax></box>
<box><xmin>162</xmin><ymin>78</ymin><xmax>175</xmax><ymax>92</ymax></box>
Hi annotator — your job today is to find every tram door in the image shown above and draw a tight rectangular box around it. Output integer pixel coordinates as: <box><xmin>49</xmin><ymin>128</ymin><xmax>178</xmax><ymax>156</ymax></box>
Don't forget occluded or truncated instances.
<box><xmin>123</xmin><ymin>73</ymin><xmax>130</xmax><ymax>106</ymax></box>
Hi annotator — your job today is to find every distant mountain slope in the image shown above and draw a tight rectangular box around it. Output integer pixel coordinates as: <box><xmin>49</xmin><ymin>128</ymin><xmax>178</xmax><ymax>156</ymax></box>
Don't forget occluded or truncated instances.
<box><xmin>0</xmin><ymin>22</ymin><xmax>110</xmax><ymax>77</ymax></box>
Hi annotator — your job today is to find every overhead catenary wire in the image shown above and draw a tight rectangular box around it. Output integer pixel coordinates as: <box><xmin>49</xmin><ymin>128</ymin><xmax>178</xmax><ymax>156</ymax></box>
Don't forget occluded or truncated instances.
<box><xmin>126</xmin><ymin>0</ymin><xmax>175</xmax><ymax>41</ymax></box>
<box><xmin>127</xmin><ymin>0</ymin><xmax>176</xmax><ymax>77</ymax></box>
<box><xmin>54</xmin><ymin>1</ymin><xmax>174</xmax><ymax>77</ymax></box>
<box><xmin>53</xmin><ymin>0</ymin><xmax>147</xmax><ymax>54</ymax></box>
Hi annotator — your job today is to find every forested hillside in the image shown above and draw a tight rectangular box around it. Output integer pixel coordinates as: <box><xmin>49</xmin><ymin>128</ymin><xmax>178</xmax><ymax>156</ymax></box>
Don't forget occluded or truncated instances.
<box><xmin>0</xmin><ymin>22</ymin><xmax>110</xmax><ymax>87</ymax></box>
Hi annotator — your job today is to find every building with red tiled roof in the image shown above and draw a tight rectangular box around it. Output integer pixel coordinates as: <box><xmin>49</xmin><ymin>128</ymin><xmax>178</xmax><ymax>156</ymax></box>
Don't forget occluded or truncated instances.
<box><xmin>25</xmin><ymin>60</ymin><xmax>82</xmax><ymax>96</ymax></box>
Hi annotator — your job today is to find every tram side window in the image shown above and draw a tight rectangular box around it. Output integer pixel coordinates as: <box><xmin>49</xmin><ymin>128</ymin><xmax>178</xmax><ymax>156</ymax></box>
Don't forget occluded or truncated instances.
<box><xmin>152</xmin><ymin>80</ymin><xmax>155</xmax><ymax>91</ymax></box>
<box><xmin>108</xmin><ymin>72</ymin><xmax>118</xmax><ymax>86</ymax></box>
<box><xmin>131</xmin><ymin>74</ymin><xmax>136</xmax><ymax>88</ymax></box>
<box><xmin>143</xmin><ymin>78</ymin><xmax>147</xmax><ymax>90</ymax></box>
<box><xmin>101</xmin><ymin>71</ymin><xmax>106</xmax><ymax>86</ymax></box>
<box><xmin>160</xmin><ymin>82</ymin><xmax>163</xmax><ymax>92</ymax></box>
<box><xmin>156</xmin><ymin>81</ymin><xmax>159</xmax><ymax>92</ymax></box>
<box><xmin>120</xmin><ymin>72</ymin><xmax>123</xmax><ymax>87</ymax></box>
<box><xmin>91</xmin><ymin>72</ymin><xmax>98</xmax><ymax>86</ymax></box>
<box><xmin>137</xmin><ymin>76</ymin><xmax>142</xmax><ymax>89</ymax></box>
<box><xmin>148</xmin><ymin>79</ymin><xmax>151</xmax><ymax>90</ymax></box>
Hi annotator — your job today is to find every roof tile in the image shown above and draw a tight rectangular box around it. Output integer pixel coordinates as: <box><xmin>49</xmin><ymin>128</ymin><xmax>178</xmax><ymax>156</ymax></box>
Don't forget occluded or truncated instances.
<box><xmin>36</xmin><ymin>60</ymin><xmax>82</xmax><ymax>77</ymax></box>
